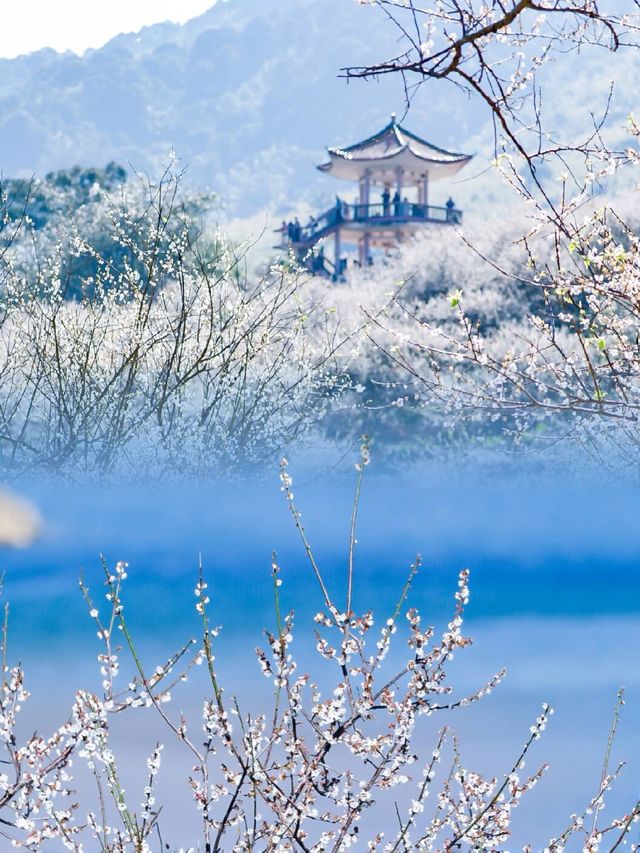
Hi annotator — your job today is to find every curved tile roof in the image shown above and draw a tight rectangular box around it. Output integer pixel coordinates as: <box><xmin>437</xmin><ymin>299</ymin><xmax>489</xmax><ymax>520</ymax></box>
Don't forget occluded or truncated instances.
<box><xmin>323</xmin><ymin>114</ymin><xmax>471</xmax><ymax>166</ymax></box>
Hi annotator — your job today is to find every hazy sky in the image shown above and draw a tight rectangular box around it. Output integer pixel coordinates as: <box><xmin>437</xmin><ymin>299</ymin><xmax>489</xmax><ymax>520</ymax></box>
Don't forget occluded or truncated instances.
<box><xmin>0</xmin><ymin>0</ymin><xmax>217</xmax><ymax>58</ymax></box>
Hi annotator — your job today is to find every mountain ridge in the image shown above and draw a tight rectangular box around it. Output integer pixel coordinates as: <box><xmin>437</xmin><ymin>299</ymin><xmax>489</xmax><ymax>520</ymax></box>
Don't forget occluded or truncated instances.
<box><xmin>1</xmin><ymin>0</ymin><xmax>638</xmax><ymax>220</ymax></box>
<box><xmin>0</xmin><ymin>0</ymin><xmax>488</xmax><ymax>217</ymax></box>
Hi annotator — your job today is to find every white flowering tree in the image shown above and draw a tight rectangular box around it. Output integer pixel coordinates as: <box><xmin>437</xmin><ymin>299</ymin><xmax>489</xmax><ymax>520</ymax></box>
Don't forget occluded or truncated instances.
<box><xmin>0</xmin><ymin>167</ymin><xmax>351</xmax><ymax>476</ymax></box>
<box><xmin>345</xmin><ymin>0</ymin><xmax>640</xmax><ymax>462</ymax></box>
<box><xmin>0</xmin><ymin>451</ymin><xmax>636</xmax><ymax>850</ymax></box>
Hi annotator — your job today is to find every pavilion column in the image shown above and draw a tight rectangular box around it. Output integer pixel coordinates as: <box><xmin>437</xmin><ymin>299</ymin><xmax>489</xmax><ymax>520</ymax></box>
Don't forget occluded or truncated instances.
<box><xmin>395</xmin><ymin>166</ymin><xmax>404</xmax><ymax>198</ymax></box>
<box><xmin>359</xmin><ymin>169</ymin><xmax>371</xmax><ymax>218</ymax></box>
<box><xmin>422</xmin><ymin>173</ymin><xmax>429</xmax><ymax>210</ymax></box>
<box><xmin>359</xmin><ymin>232</ymin><xmax>372</xmax><ymax>266</ymax></box>
<box><xmin>334</xmin><ymin>228</ymin><xmax>341</xmax><ymax>280</ymax></box>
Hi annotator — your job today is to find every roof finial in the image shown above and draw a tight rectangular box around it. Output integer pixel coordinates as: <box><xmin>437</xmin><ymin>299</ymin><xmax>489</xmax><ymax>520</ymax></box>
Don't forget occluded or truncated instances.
<box><xmin>390</xmin><ymin>112</ymin><xmax>397</xmax><ymax>125</ymax></box>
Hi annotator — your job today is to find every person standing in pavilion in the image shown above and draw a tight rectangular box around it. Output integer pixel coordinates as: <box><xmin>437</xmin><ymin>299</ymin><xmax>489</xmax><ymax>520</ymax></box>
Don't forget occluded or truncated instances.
<box><xmin>382</xmin><ymin>186</ymin><xmax>391</xmax><ymax>216</ymax></box>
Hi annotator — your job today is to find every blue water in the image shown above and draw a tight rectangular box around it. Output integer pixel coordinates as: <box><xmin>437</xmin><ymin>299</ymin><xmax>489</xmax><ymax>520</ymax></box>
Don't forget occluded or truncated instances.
<box><xmin>3</xmin><ymin>464</ymin><xmax>639</xmax><ymax>646</ymax></box>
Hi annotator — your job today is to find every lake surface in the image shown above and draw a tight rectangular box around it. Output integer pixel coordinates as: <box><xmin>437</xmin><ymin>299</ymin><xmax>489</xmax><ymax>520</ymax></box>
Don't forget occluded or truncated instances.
<box><xmin>2</xmin><ymin>459</ymin><xmax>639</xmax><ymax>848</ymax></box>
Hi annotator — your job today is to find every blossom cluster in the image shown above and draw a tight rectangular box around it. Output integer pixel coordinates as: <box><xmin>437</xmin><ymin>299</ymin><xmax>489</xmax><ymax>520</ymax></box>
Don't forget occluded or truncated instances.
<box><xmin>0</xmin><ymin>464</ymin><xmax>636</xmax><ymax>850</ymax></box>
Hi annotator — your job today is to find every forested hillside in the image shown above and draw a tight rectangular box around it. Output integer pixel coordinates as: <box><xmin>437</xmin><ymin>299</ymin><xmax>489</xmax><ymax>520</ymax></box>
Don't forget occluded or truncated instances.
<box><xmin>3</xmin><ymin>0</ymin><xmax>636</xmax><ymax>221</ymax></box>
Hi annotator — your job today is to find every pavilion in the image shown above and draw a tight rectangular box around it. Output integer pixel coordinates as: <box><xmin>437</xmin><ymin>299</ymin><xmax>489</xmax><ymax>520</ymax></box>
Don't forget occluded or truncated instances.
<box><xmin>277</xmin><ymin>114</ymin><xmax>472</xmax><ymax>279</ymax></box>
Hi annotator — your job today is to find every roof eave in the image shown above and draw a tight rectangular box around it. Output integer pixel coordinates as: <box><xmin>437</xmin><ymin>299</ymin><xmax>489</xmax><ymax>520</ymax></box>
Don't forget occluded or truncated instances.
<box><xmin>332</xmin><ymin>118</ymin><xmax>471</xmax><ymax>161</ymax></box>
<box><xmin>324</xmin><ymin>148</ymin><xmax>472</xmax><ymax>167</ymax></box>
<box><xmin>326</xmin><ymin>144</ymin><xmax>407</xmax><ymax>161</ymax></box>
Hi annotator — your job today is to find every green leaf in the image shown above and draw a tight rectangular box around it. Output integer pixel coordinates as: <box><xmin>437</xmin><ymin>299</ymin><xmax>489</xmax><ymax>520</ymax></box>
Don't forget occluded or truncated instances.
<box><xmin>449</xmin><ymin>288</ymin><xmax>462</xmax><ymax>308</ymax></box>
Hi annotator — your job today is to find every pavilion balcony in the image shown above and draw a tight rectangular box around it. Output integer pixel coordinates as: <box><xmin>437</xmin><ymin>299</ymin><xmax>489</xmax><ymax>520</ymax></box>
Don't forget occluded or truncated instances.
<box><xmin>276</xmin><ymin>199</ymin><xmax>462</xmax><ymax>249</ymax></box>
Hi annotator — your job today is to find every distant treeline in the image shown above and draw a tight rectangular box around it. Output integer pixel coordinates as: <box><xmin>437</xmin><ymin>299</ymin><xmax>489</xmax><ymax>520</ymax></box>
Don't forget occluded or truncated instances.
<box><xmin>0</xmin><ymin>162</ymin><xmax>127</xmax><ymax>231</ymax></box>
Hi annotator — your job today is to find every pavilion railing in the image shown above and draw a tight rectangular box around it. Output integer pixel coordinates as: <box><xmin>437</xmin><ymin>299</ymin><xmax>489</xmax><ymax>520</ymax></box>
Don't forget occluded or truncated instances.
<box><xmin>277</xmin><ymin>200</ymin><xmax>462</xmax><ymax>246</ymax></box>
